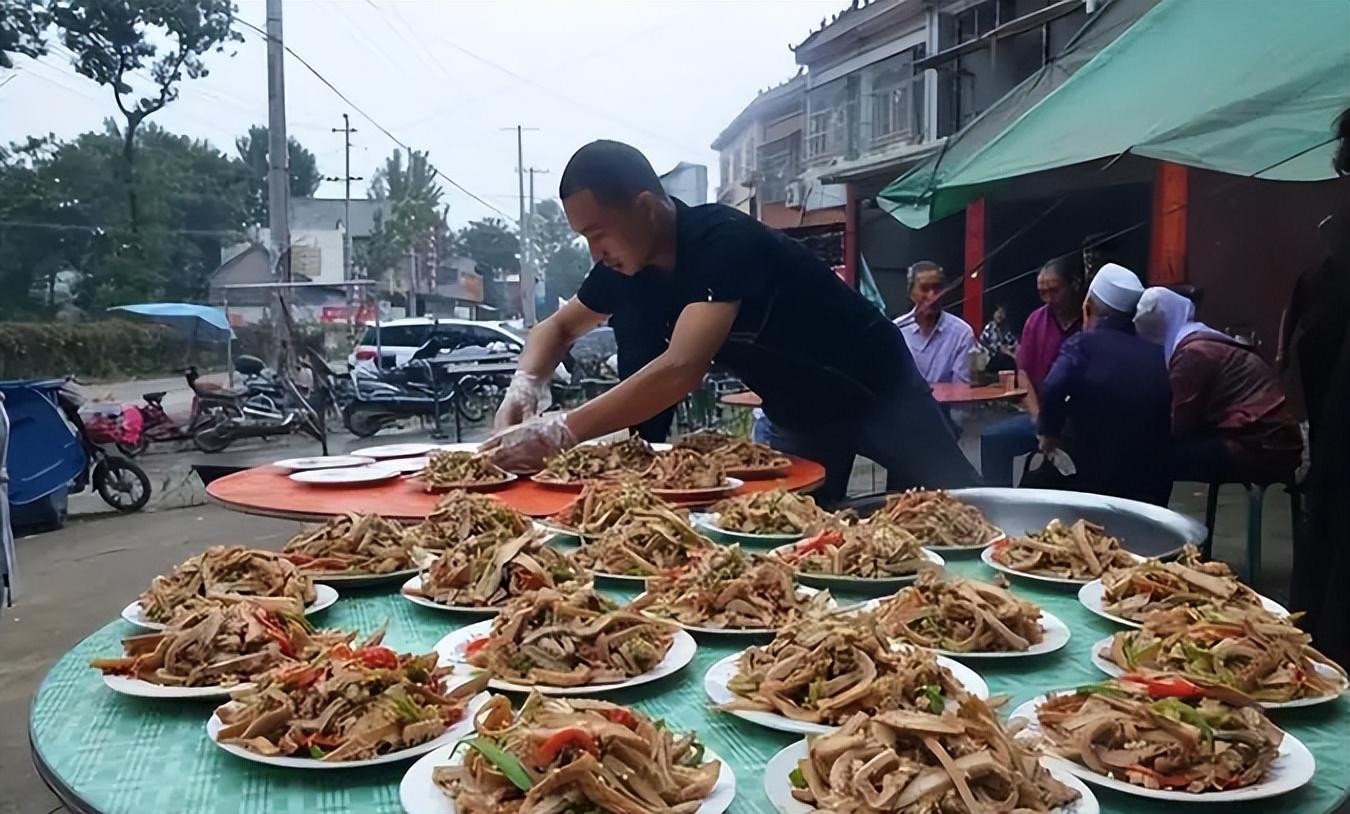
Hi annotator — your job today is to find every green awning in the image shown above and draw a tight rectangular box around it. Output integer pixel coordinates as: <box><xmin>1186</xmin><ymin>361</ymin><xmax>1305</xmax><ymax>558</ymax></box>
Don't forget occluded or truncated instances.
<box><xmin>880</xmin><ymin>0</ymin><xmax>1350</xmax><ymax>229</ymax></box>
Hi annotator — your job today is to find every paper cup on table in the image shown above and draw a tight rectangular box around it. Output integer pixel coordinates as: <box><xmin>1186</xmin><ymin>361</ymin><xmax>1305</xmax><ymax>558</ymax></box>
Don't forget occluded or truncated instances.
<box><xmin>998</xmin><ymin>370</ymin><xmax>1016</xmax><ymax>391</ymax></box>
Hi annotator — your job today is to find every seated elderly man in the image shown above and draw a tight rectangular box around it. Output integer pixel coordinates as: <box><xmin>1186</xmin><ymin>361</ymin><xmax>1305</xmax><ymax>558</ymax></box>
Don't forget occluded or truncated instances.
<box><xmin>1135</xmin><ymin>287</ymin><xmax>1301</xmax><ymax>484</ymax></box>
<box><xmin>894</xmin><ymin>261</ymin><xmax>975</xmax><ymax>385</ymax></box>
<box><xmin>1035</xmin><ymin>264</ymin><xmax>1172</xmax><ymax>505</ymax></box>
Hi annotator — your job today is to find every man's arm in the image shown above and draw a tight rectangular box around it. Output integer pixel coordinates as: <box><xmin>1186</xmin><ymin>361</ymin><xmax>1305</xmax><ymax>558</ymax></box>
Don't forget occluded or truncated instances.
<box><xmin>565</xmin><ymin>301</ymin><xmax>738</xmax><ymax>441</ymax></box>
<box><xmin>494</xmin><ymin>297</ymin><xmax>606</xmax><ymax>429</ymax></box>
<box><xmin>1168</xmin><ymin>349</ymin><xmax>1211</xmax><ymax>437</ymax></box>
<box><xmin>1019</xmin><ymin>368</ymin><xmax>1041</xmax><ymax>419</ymax></box>
<box><xmin>1036</xmin><ymin>338</ymin><xmax>1083</xmax><ymax>439</ymax></box>
<box><xmin>951</xmin><ymin>327</ymin><xmax>974</xmax><ymax>384</ymax></box>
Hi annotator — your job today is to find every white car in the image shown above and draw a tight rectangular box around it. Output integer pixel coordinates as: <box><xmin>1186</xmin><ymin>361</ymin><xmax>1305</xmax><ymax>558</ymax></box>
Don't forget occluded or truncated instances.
<box><xmin>348</xmin><ymin>318</ymin><xmax>527</xmax><ymax>370</ymax></box>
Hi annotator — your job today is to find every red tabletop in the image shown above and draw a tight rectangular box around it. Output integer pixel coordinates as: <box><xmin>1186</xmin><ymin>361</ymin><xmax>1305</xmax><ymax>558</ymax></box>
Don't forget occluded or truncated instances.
<box><xmin>206</xmin><ymin>455</ymin><xmax>826</xmax><ymax>521</ymax></box>
<box><xmin>720</xmin><ymin>384</ymin><xmax>1024</xmax><ymax>409</ymax></box>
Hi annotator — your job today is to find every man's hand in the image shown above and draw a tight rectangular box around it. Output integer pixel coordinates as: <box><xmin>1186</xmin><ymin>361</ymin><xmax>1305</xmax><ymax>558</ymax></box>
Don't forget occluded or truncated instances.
<box><xmin>493</xmin><ymin>371</ymin><xmax>552</xmax><ymax>431</ymax></box>
<box><xmin>481</xmin><ymin>412</ymin><xmax>578</xmax><ymax>473</ymax></box>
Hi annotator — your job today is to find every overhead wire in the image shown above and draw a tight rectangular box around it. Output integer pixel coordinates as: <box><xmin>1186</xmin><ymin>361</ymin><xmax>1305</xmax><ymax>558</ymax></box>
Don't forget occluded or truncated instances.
<box><xmin>233</xmin><ymin>16</ymin><xmax>517</xmax><ymax>223</ymax></box>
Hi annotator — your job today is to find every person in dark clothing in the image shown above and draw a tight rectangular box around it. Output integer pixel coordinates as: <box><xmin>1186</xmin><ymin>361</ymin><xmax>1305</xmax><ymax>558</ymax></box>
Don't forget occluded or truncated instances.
<box><xmin>1284</xmin><ymin>105</ymin><xmax>1350</xmax><ymax>667</ymax></box>
<box><xmin>1035</xmin><ymin>264</ymin><xmax>1172</xmax><ymax>505</ymax></box>
<box><xmin>486</xmin><ymin>140</ymin><xmax>977</xmax><ymax>499</ymax></box>
<box><xmin>608</xmin><ymin>304</ymin><xmax>675</xmax><ymax>442</ymax></box>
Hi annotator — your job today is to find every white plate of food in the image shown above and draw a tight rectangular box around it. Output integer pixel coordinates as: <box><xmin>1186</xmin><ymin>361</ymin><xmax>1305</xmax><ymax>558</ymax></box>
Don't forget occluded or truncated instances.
<box><xmin>288</xmin><ymin>467</ymin><xmax>399</xmax><ymax>486</ymax></box>
<box><xmin>704</xmin><ymin>649</ymin><xmax>990</xmax><ymax>735</ymax></box>
<box><xmin>305</xmin><ymin>566</ymin><xmax>422</xmax><ymax>588</ymax></box>
<box><xmin>764</xmin><ymin>738</ymin><xmax>1099</xmax><ymax>814</ymax></box>
<box><xmin>436</xmin><ymin>442</ymin><xmax>480</xmax><ymax>453</ymax></box>
<box><xmin>1076</xmin><ymin>578</ymin><xmax>1290</xmax><ymax>628</ymax></box>
<box><xmin>981</xmin><ymin>543</ymin><xmax>1145</xmax><ymax>586</ymax></box>
<box><xmin>1009</xmin><ymin>693</ymin><xmax>1314</xmax><ymax>802</ymax></box>
<box><xmin>691</xmin><ymin>512</ymin><xmax>806</xmax><ymax>545</ymax></box>
<box><xmin>370</xmin><ymin>456</ymin><xmax>433</xmax><ymax>474</ymax></box>
<box><xmin>272</xmin><ymin>455</ymin><xmax>375</xmax><ymax>472</ymax></box>
<box><xmin>856</xmin><ymin>596</ymin><xmax>1073</xmax><ymax>658</ymax></box>
<box><xmin>398</xmin><ymin>706</ymin><xmax>734</xmax><ymax>814</ymax></box>
<box><xmin>434</xmin><ymin>619</ymin><xmax>697</xmax><ymax>695</ymax></box>
<box><xmin>101</xmin><ymin>674</ymin><xmax>255</xmax><ymax>700</ymax></box>
<box><xmin>207</xmin><ymin>689</ymin><xmax>489</xmax><ymax>770</ymax></box>
<box><xmin>350</xmin><ymin>442</ymin><xmax>443</xmax><ymax>459</ymax></box>
<box><xmin>651</xmin><ymin>477</ymin><xmax>744</xmax><ymax>502</ymax></box>
<box><xmin>1088</xmin><ymin>634</ymin><xmax>1348</xmax><ymax>709</ymax></box>
<box><xmin>865</xmin><ymin>490</ymin><xmax>1007</xmax><ymax>554</ymax></box>
<box><xmin>400</xmin><ymin>576</ymin><xmax>505</xmax><ymax>616</ymax></box>
<box><xmin>773</xmin><ymin>543</ymin><xmax>945</xmax><ymax>590</ymax></box>
<box><xmin>120</xmin><ymin>583</ymin><xmax>339</xmax><ymax>631</ymax></box>
<box><xmin>923</xmin><ymin>529</ymin><xmax>1006</xmax><ymax>554</ymax></box>
<box><xmin>634</xmin><ymin>585</ymin><xmax>835</xmax><ymax>635</ymax></box>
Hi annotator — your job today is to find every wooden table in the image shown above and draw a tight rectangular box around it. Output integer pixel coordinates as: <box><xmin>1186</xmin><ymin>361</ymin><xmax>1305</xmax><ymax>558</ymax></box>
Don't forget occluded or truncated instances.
<box><xmin>205</xmin><ymin>454</ymin><xmax>827</xmax><ymax>521</ymax></box>
<box><xmin>719</xmin><ymin>384</ymin><xmax>1024</xmax><ymax>409</ymax></box>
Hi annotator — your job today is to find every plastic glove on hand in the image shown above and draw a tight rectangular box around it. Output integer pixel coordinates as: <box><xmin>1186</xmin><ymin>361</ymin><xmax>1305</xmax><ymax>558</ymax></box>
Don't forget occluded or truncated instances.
<box><xmin>493</xmin><ymin>371</ymin><xmax>553</xmax><ymax>431</ymax></box>
<box><xmin>481</xmin><ymin>412</ymin><xmax>577</xmax><ymax>474</ymax></box>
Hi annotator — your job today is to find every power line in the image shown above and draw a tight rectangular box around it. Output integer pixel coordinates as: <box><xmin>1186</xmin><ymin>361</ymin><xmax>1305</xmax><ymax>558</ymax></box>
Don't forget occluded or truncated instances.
<box><xmin>233</xmin><ymin>17</ymin><xmax>517</xmax><ymax>224</ymax></box>
<box><xmin>0</xmin><ymin>219</ymin><xmax>242</xmax><ymax>237</ymax></box>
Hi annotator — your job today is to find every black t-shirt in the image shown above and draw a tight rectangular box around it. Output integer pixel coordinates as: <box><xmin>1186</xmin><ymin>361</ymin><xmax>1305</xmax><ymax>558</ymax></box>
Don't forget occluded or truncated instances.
<box><xmin>576</xmin><ymin>201</ymin><xmax>923</xmax><ymax>428</ymax></box>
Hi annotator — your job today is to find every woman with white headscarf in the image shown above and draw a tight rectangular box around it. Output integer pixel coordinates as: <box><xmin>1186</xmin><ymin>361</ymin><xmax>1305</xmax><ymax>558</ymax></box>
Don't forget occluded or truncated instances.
<box><xmin>1135</xmin><ymin>287</ymin><xmax>1301</xmax><ymax>484</ymax></box>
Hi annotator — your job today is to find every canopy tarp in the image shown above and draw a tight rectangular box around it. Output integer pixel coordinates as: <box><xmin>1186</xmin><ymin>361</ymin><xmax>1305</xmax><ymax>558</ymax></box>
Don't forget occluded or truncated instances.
<box><xmin>880</xmin><ymin>0</ymin><xmax>1350</xmax><ymax>229</ymax></box>
<box><xmin>108</xmin><ymin>303</ymin><xmax>235</xmax><ymax>340</ymax></box>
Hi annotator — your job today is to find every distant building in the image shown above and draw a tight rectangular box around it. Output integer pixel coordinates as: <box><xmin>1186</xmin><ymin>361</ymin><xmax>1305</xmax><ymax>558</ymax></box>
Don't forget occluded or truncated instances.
<box><xmin>659</xmin><ymin>161</ymin><xmax>709</xmax><ymax>206</ymax></box>
<box><xmin>220</xmin><ymin>197</ymin><xmax>385</xmax><ymax>287</ymax></box>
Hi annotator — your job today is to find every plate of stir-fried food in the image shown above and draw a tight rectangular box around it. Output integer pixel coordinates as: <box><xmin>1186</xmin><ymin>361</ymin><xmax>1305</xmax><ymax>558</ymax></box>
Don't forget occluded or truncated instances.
<box><xmin>403</xmin><ymin>530</ymin><xmax>588</xmax><ymax>613</ymax></box>
<box><xmin>772</xmin><ymin>523</ymin><xmax>945</xmax><ymax>589</ymax></box>
<box><xmin>544</xmin><ymin>478</ymin><xmax>674</xmax><ymax>538</ymax></box>
<box><xmin>869</xmin><ymin>489</ymin><xmax>1005</xmax><ymax>552</ymax></box>
<box><xmin>91</xmin><ymin>598</ymin><xmax>354</xmax><ymax>699</ymax></box>
<box><xmin>869</xmin><ymin>571</ymin><xmax>1071</xmax><ymax>658</ymax></box>
<box><xmin>1090</xmin><ymin>605</ymin><xmax>1348</xmax><ymax>708</ymax></box>
<box><xmin>675</xmin><ymin>429</ymin><xmax>792</xmax><ymax>478</ymax></box>
<box><xmin>404</xmin><ymin>490</ymin><xmax>534</xmax><ymax>550</ymax></box>
<box><xmin>416</xmin><ymin>451</ymin><xmax>517</xmax><ymax>492</ymax></box>
<box><xmin>572</xmin><ymin>505</ymin><xmax>717</xmax><ymax>582</ymax></box>
<box><xmin>1011</xmin><ymin>675</ymin><xmax>1313</xmax><ymax>801</ymax></box>
<box><xmin>764</xmin><ymin>694</ymin><xmax>1097</xmax><ymax>814</ymax></box>
<box><xmin>400</xmin><ymin>693</ymin><xmax>736</xmax><ymax>814</ymax></box>
<box><xmin>282</xmin><ymin>511</ymin><xmax>421</xmax><ymax>585</ymax></box>
<box><xmin>1078</xmin><ymin>544</ymin><xmax>1288</xmax><ymax>627</ymax></box>
<box><xmin>706</xmin><ymin>612</ymin><xmax>988</xmax><ymax>735</ymax></box>
<box><xmin>207</xmin><ymin>640</ymin><xmax>490</xmax><ymax>768</ymax></box>
<box><xmin>695</xmin><ymin>489</ymin><xmax>834</xmax><ymax>543</ymax></box>
<box><xmin>532</xmin><ymin>437</ymin><xmax>658</xmax><ymax>487</ymax></box>
<box><xmin>631</xmin><ymin>545</ymin><xmax>835</xmax><ymax>633</ymax></box>
<box><xmin>122</xmin><ymin>546</ymin><xmax>335</xmax><ymax>630</ymax></box>
<box><xmin>643</xmin><ymin>449</ymin><xmax>741</xmax><ymax>500</ymax></box>
<box><xmin>436</xmin><ymin>588</ymin><xmax>695</xmax><ymax>694</ymax></box>
<box><xmin>983</xmin><ymin>519</ymin><xmax>1143</xmax><ymax>585</ymax></box>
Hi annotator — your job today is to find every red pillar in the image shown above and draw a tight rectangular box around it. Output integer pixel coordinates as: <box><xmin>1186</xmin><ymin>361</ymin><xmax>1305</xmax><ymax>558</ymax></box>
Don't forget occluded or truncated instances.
<box><xmin>963</xmin><ymin>197</ymin><xmax>986</xmax><ymax>331</ymax></box>
<box><xmin>842</xmin><ymin>183</ymin><xmax>858</xmax><ymax>287</ymax></box>
<box><xmin>1149</xmin><ymin>162</ymin><xmax>1188</xmax><ymax>285</ymax></box>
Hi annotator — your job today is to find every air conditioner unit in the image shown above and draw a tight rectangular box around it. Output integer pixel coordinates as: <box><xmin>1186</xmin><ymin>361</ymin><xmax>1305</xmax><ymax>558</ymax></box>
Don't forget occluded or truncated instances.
<box><xmin>784</xmin><ymin>180</ymin><xmax>805</xmax><ymax>208</ymax></box>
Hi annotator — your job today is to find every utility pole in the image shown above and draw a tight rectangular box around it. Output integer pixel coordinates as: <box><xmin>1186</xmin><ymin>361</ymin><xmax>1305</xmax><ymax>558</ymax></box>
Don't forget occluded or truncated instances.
<box><xmin>527</xmin><ymin>166</ymin><xmax>550</xmax><ymax>315</ymax></box>
<box><xmin>265</xmin><ymin>0</ymin><xmax>291</xmax><ymax>367</ymax></box>
<box><xmin>328</xmin><ymin>113</ymin><xmax>362</xmax><ymax>290</ymax></box>
<box><xmin>408</xmin><ymin>247</ymin><xmax>418</xmax><ymax>318</ymax></box>
<box><xmin>501</xmin><ymin>125</ymin><xmax>539</xmax><ymax>325</ymax></box>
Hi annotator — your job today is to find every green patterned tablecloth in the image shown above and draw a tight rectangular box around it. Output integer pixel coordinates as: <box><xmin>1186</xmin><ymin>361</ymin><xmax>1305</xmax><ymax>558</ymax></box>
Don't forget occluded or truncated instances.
<box><xmin>30</xmin><ymin>558</ymin><xmax>1350</xmax><ymax>814</ymax></box>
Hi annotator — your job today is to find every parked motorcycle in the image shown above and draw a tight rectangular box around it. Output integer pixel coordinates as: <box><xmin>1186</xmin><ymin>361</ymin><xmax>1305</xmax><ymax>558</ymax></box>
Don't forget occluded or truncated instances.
<box><xmin>188</xmin><ymin>362</ymin><xmax>324</xmax><ymax>453</ymax></box>
<box><xmin>340</xmin><ymin>340</ymin><xmax>509</xmax><ymax>438</ymax></box>
<box><xmin>56</xmin><ymin>381</ymin><xmax>151</xmax><ymax>513</ymax></box>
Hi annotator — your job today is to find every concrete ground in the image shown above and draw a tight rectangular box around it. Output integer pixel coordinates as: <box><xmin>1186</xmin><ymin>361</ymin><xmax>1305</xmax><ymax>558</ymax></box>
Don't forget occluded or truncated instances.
<box><xmin>0</xmin><ymin>405</ymin><xmax>1303</xmax><ymax>813</ymax></box>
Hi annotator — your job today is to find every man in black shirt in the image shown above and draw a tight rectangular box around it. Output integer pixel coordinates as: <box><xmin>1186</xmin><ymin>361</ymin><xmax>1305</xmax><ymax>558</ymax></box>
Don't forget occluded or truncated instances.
<box><xmin>487</xmin><ymin>140</ymin><xmax>976</xmax><ymax>500</ymax></box>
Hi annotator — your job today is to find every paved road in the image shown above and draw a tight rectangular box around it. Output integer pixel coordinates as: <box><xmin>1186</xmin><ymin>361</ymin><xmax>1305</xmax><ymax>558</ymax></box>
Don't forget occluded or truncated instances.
<box><xmin>80</xmin><ymin>370</ymin><xmax>230</xmax><ymax>424</ymax></box>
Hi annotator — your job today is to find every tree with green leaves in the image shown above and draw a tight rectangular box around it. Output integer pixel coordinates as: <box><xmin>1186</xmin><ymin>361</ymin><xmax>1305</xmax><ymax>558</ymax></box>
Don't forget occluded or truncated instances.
<box><xmin>452</xmin><ymin>217</ymin><xmax>521</xmax><ymax>315</ymax></box>
<box><xmin>527</xmin><ymin>198</ymin><xmax>590</xmax><ymax>317</ymax></box>
<box><xmin>0</xmin><ymin>0</ymin><xmax>50</xmax><ymax>69</ymax></box>
<box><xmin>235</xmin><ymin>125</ymin><xmax>322</xmax><ymax>226</ymax></box>
<box><xmin>358</xmin><ymin>148</ymin><xmax>446</xmax><ymax>300</ymax></box>
<box><xmin>48</xmin><ymin>0</ymin><xmax>243</xmax><ymax>233</ymax></box>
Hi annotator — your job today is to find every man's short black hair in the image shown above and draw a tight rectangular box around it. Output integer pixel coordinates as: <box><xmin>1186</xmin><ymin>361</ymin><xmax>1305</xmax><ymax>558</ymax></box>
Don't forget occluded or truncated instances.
<box><xmin>559</xmin><ymin>140</ymin><xmax>667</xmax><ymax>208</ymax></box>
<box><xmin>906</xmin><ymin>260</ymin><xmax>944</xmax><ymax>290</ymax></box>
<box><xmin>1041</xmin><ymin>251</ymin><xmax>1085</xmax><ymax>290</ymax></box>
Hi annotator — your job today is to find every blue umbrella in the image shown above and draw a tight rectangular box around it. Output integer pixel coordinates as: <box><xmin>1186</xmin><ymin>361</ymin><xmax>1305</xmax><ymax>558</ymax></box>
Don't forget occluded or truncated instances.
<box><xmin>108</xmin><ymin>303</ymin><xmax>235</xmax><ymax>342</ymax></box>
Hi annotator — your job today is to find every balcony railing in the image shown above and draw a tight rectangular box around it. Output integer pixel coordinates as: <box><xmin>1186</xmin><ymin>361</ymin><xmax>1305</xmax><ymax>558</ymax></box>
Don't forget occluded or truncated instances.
<box><xmin>870</xmin><ymin>74</ymin><xmax>925</xmax><ymax>147</ymax></box>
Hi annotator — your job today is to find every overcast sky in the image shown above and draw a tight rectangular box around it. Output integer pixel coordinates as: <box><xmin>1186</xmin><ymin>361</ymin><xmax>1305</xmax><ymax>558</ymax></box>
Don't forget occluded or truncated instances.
<box><xmin>1</xmin><ymin>0</ymin><xmax>842</xmax><ymax>227</ymax></box>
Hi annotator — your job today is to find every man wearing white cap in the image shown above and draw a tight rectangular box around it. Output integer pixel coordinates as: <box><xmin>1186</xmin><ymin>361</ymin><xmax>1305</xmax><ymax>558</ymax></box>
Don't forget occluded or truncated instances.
<box><xmin>1034</xmin><ymin>263</ymin><xmax>1172</xmax><ymax>504</ymax></box>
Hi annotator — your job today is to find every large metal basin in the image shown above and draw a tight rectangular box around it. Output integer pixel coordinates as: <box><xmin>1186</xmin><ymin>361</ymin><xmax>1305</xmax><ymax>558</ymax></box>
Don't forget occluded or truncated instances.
<box><xmin>844</xmin><ymin>487</ymin><xmax>1206</xmax><ymax>559</ymax></box>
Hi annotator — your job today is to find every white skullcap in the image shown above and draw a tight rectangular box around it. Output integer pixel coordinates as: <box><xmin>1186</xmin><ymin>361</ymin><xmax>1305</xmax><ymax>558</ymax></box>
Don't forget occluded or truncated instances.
<box><xmin>1088</xmin><ymin>262</ymin><xmax>1144</xmax><ymax>312</ymax></box>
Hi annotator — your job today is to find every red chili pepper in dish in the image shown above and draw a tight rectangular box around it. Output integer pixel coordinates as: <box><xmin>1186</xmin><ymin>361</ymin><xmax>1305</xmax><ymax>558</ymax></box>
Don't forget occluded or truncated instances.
<box><xmin>464</xmin><ymin>637</ymin><xmax>491</xmax><ymax>656</ymax></box>
<box><xmin>278</xmin><ymin>663</ymin><xmax>324</xmax><ymax>689</ymax></box>
<box><xmin>1124</xmin><ymin>763</ymin><xmax>1194</xmax><ymax>788</ymax></box>
<box><xmin>534</xmin><ymin>727</ymin><xmax>599</xmax><ymax>766</ymax></box>
<box><xmin>354</xmin><ymin>646</ymin><xmax>399</xmax><ymax>670</ymax></box>
<box><xmin>1122</xmin><ymin>674</ymin><xmax>1203</xmax><ymax>698</ymax></box>
<box><xmin>254</xmin><ymin>610</ymin><xmax>296</xmax><ymax>657</ymax></box>
<box><xmin>603</xmin><ymin>708</ymin><xmax>640</xmax><ymax>729</ymax></box>
<box><xmin>329</xmin><ymin>643</ymin><xmax>354</xmax><ymax>660</ymax></box>
<box><xmin>794</xmin><ymin>530</ymin><xmax>843</xmax><ymax>557</ymax></box>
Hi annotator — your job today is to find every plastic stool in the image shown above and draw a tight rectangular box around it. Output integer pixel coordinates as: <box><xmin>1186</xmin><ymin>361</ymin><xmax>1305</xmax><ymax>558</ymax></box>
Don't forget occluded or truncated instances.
<box><xmin>1200</xmin><ymin>481</ymin><xmax>1301</xmax><ymax>586</ymax></box>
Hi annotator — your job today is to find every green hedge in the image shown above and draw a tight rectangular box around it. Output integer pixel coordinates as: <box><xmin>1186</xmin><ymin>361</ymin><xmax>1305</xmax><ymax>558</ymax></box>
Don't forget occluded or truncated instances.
<box><xmin>0</xmin><ymin>320</ymin><xmax>208</xmax><ymax>380</ymax></box>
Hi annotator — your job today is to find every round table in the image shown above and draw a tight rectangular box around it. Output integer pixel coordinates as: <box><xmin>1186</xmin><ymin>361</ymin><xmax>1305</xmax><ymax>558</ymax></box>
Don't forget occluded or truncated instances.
<box><xmin>205</xmin><ymin>455</ymin><xmax>827</xmax><ymax>521</ymax></box>
<box><xmin>31</xmin><ymin>552</ymin><xmax>1350</xmax><ymax>814</ymax></box>
<box><xmin>721</xmin><ymin>384</ymin><xmax>1027</xmax><ymax>409</ymax></box>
